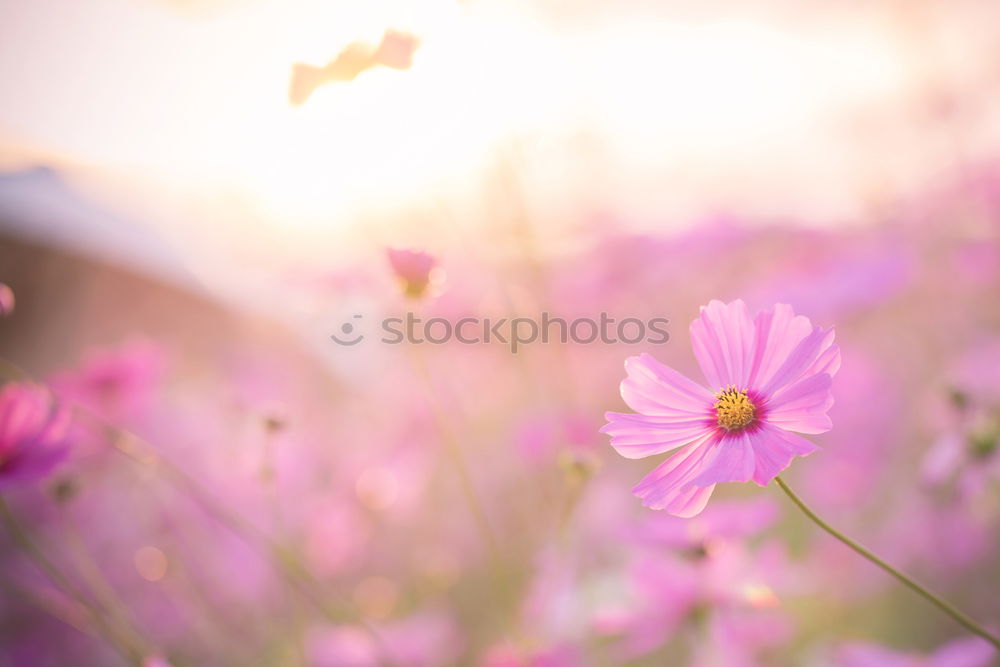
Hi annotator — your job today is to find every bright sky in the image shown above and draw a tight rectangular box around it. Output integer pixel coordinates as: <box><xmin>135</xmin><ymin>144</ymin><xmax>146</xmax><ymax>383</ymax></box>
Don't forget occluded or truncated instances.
<box><xmin>1</xmin><ymin>0</ymin><xmax>998</xmax><ymax>293</ymax></box>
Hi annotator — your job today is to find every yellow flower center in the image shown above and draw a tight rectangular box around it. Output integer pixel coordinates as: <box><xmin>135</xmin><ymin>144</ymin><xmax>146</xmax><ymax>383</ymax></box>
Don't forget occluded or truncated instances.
<box><xmin>714</xmin><ymin>386</ymin><xmax>756</xmax><ymax>431</ymax></box>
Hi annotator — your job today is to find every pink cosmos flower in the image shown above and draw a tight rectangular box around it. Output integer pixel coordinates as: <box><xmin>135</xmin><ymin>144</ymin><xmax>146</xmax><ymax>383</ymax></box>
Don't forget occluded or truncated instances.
<box><xmin>386</xmin><ymin>247</ymin><xmax>440</xmax><ymax>298</ymax></box>
<box><xmin>0</xmin><ymin>383</ymin><xmax>71</xmax><ymax>485</ymax></box>
<box><xmin>602</xmin><ymin>300</ymin><xmax>840</xmax><ymax>517</ymax></box>
<box><xmin>604</xmin><ymin>503</ymin><xmax>796</xmax><ymax>662</ymax></box>
<box><xmin>49</xmin><ymin>340</ymin><xmax>165</xmax><ymax>424</ymax></box>
<box><xmin>372</xmin><ymin>30</ymin><xmax>420</xmax><ymax>70</ymax></box>
<box><xmin>920</xmin><ymin>340</ymin><xmax>1000</xmax><ymax>500</ymax></box>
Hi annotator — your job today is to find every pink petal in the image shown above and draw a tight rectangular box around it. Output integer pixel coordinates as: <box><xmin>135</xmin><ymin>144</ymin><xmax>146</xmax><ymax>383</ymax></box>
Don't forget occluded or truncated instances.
<box><xmin>0</xmin><ymin>385</ymin><xmax>48</xmax><ymax>444</ymax></box>
<box><xmin>808</xmin><ymin>331</ymin><xmax>842</xmax><ymax>378</ymax></box>
<box><xmin>929</xmin><ymin>637</ymin><xmax>995</xmax><ymax>667</ymax></box>
<box><xmin>0</xmin><ymin>443</ymin><xmax>69</xmax><ymax>487</ymax></box>
<box><xmin>748</xmin><ymin>424</ymin><xmax>819</xmax><ymax>486</ymax></box>
<box><xmin>759</xmin><ymin>326</ymin><xmax>835</xmax><ymax>396</ymax></box>
<box><xmin>619</xmin><ymin>354</ymin><xmax>714</xmax><ymax>417</ymax></box>
<box><xmin>689</xmin><ymin>300</ymin><xmax>755</xmax><ymax>389</ymax></box>
<box><xmin>601</xmin><ymin>413</ymin><xmax>711</xmax><ymax>459</ymax></box>
<box><xmin>765</xmin><ymin>373</ymin><xmax>834</xmax><ymax>434</ymax></box>
<box><xmin>921</xmin><ymin>433</ymin><xmax>963</xmax><ymax>485</ymax></box>
<box><xmin>747</xmin><ymin>303</ymin><xmax>813</xmax><ymax>390</ymax></box>
<box><xmin>631</xmin><ymin>435</ymin><xmax>717</xmax><ymax>517</ymax></box>
<box><xmin>691</xmin><ymin>432</ymin><xmax>756</xmax><ymax>486</ymax></box>
<box><xmin>836</xmin><ymin>643</ymin><xmax>914</xmax><ymax>667</ymax></box>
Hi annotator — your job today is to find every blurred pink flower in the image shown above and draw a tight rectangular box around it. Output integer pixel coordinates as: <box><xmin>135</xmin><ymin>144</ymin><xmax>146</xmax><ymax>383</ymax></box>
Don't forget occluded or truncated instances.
<box><xmin>0</xmin><ymin>383</ymin><xmax>71</xmax><ymax>485</ymax></box>
<box><xmin>747</xmin><ymin>232</ymin><xmax>913</xmax><ymax>321</ymax></box>
<box><xmin>479</xmin><ymin>642</ymin><xmax>585</xmax><ymax>667</ymax></box>
<box><xmin>307</xmin><ymin>610</ymin><xmax>461</xmax><ymax>667</ymax></box>
<box><xmin>380</xmin><ymin>609</ymin><xmax>463</xmax><ymax>666</ymax></box>
<box><xmin>608</xmin><ymin>536</ymin><xmax>795</xmax><ymax>661</ymax></box>
<box><xmin>689</xmin><ymin>608</ymin><xmax>793</xmax><ymax>667</ymax></box>
<box><xmin>517</xmin><ymin>545</ymin><xmax>590</xmax><ymax>652</ymax></box>
<box><xmin>0</xmin><ymin>283</ymin><xmax>13</xmax><ymax>317</ymax></box>
<box><xmin>611</xmin><ymin>554</ymin><xmax>700</xmax><ymax>656</ymax></box>
<box><xmin>307</xmin><ymin>625</ymin><xmax>378</xmax><ymax>667</ymax></box>
<box><xmin>948</xmin><ymin>339</ymin><xmax>1000</xmax><ymax>404</ymax></box>
<box><xmin>514</xmin><ymin>410</ymin><xmax>599</xmax><ymax>464</ymax></box>
<box><xmin>836</xmin><ymin>636</ymin><xmax>994</xmax><ymax>667</ymax></box>
<box><xmin>602</xmin><ymin>300</ymin><xmax>840</xmax><ymax>516</ymax></box>
<box><xmin>50</xmin><ymin>340</ymin><xmax>165</xmax><ymax>424</ymax></box>
<box><xmin>797</xmin><ymin>346</ymin><xmax>899</xmax><ymax>516</ymax></box>
<box><xmin>879</xmin><ymin>497</ymin><xmax>993</xmax><ymax>574</ymax></box>
<box><xmin>951</xmin><ymin>240</ymin><xmax>1000</xmax><ymax>287</ymax></box>
<box><xmin>141</xmin><ymin>656</ymin><xmax>173</xmax><ymax>667</ymax></box>
<box><xmin>372</xmin><ymin>30</ymin><xmax>420</xmax><ymax>70</ymax></box>
<box><xmin>386</xmin><ymin>247</ymin><xmax>439</xmax><ymax>298</ymax></box>
<box><xmin>921</xmin><ymin>425</ymin><xmax>1000</xmax><ymax>501</ymax></box>
<box><xmin>624</xmin><ymin>497</ymin><xmax>779</xmax><ymax>551</ymax></box>
<box><xmin>302</xmin><ymin>501</ymin><xmax>371</xmax><ymax>576</ymax></box>
<box><xmin>920</xmin><ymin>340</ymin><xmax>1000</xmax><ymax>500</ymax></box>
<box><xmin>584</xmin><ymin>492</ymin><xmax>796</xmax><ymax>661</ymax></box>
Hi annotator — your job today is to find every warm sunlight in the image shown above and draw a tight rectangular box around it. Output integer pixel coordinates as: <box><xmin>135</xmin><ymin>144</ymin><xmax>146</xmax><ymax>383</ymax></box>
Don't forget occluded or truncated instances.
<box><xmin>4</xmin><ymin>1</ymin><xmax>1000</xmax><ymax>664</ymax></box>
<box><xmin>1</xmin><ymin>0</ymin><xmax>907</xmax><ymax>231</ymax></box>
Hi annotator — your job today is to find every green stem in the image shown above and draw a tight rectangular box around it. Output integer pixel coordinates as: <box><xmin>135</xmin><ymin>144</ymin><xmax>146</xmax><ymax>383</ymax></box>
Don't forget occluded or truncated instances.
<box><xmin>0</xmin><ymin>496</ymin><xmax>143</xmax><ymax>664</ymax></box>
<box><xmin>407</xmin><ymin>344</ymin><xmax>501</xmax><ymax>559</ymax></box>
<box><xmin>773</xmin><ymin>475</ymin><xmax>1000</xmax><ymax>651</ymax></box>
<box><xmin>0</xmin><ymin>358</ymin><xmax>392</xmax><ymax>663</ymax></box>
<box><xmin>111</xmin><ymin>431</ymin><xmax>393</xmax><ymax>660</ymax></box>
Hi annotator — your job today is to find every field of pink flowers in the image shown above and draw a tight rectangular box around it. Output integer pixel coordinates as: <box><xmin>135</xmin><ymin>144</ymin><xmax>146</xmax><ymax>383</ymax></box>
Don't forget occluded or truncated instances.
<box><xmin>2</xmin><ymin>1</ymin><xmax>1000</xmax><ymax>666</ymax></box>
<box><xmin>1</xmin><ymin>162</ymin><xmax>999</xmax><ymax>665</ymax></box>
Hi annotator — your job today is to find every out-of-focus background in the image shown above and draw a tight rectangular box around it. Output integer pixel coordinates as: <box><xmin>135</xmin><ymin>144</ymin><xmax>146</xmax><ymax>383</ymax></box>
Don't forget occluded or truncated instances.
<box><xmin>1</xmin><ymin>0</ymin><xmax>999</xmax><ymax>665</ymax></box>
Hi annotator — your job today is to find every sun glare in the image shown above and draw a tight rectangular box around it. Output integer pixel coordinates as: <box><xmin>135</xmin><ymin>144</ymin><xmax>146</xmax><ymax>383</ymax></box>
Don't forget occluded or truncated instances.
<box><xmin>0</xmin><ymin>0</ymin><xmax>905</xmax><ymax>231</ymax></box>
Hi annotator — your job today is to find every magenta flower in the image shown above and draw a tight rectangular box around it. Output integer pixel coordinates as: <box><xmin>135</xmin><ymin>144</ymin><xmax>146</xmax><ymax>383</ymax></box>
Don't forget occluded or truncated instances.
<box><xmin>0</xmin><ymin>383</ymin><xmax>71</xmax><ymax>485</ymax></box>
<box><xmin>602</xmin><ymin>300</ymin><xmax>840</xmax><ymax>517</ymax></box>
